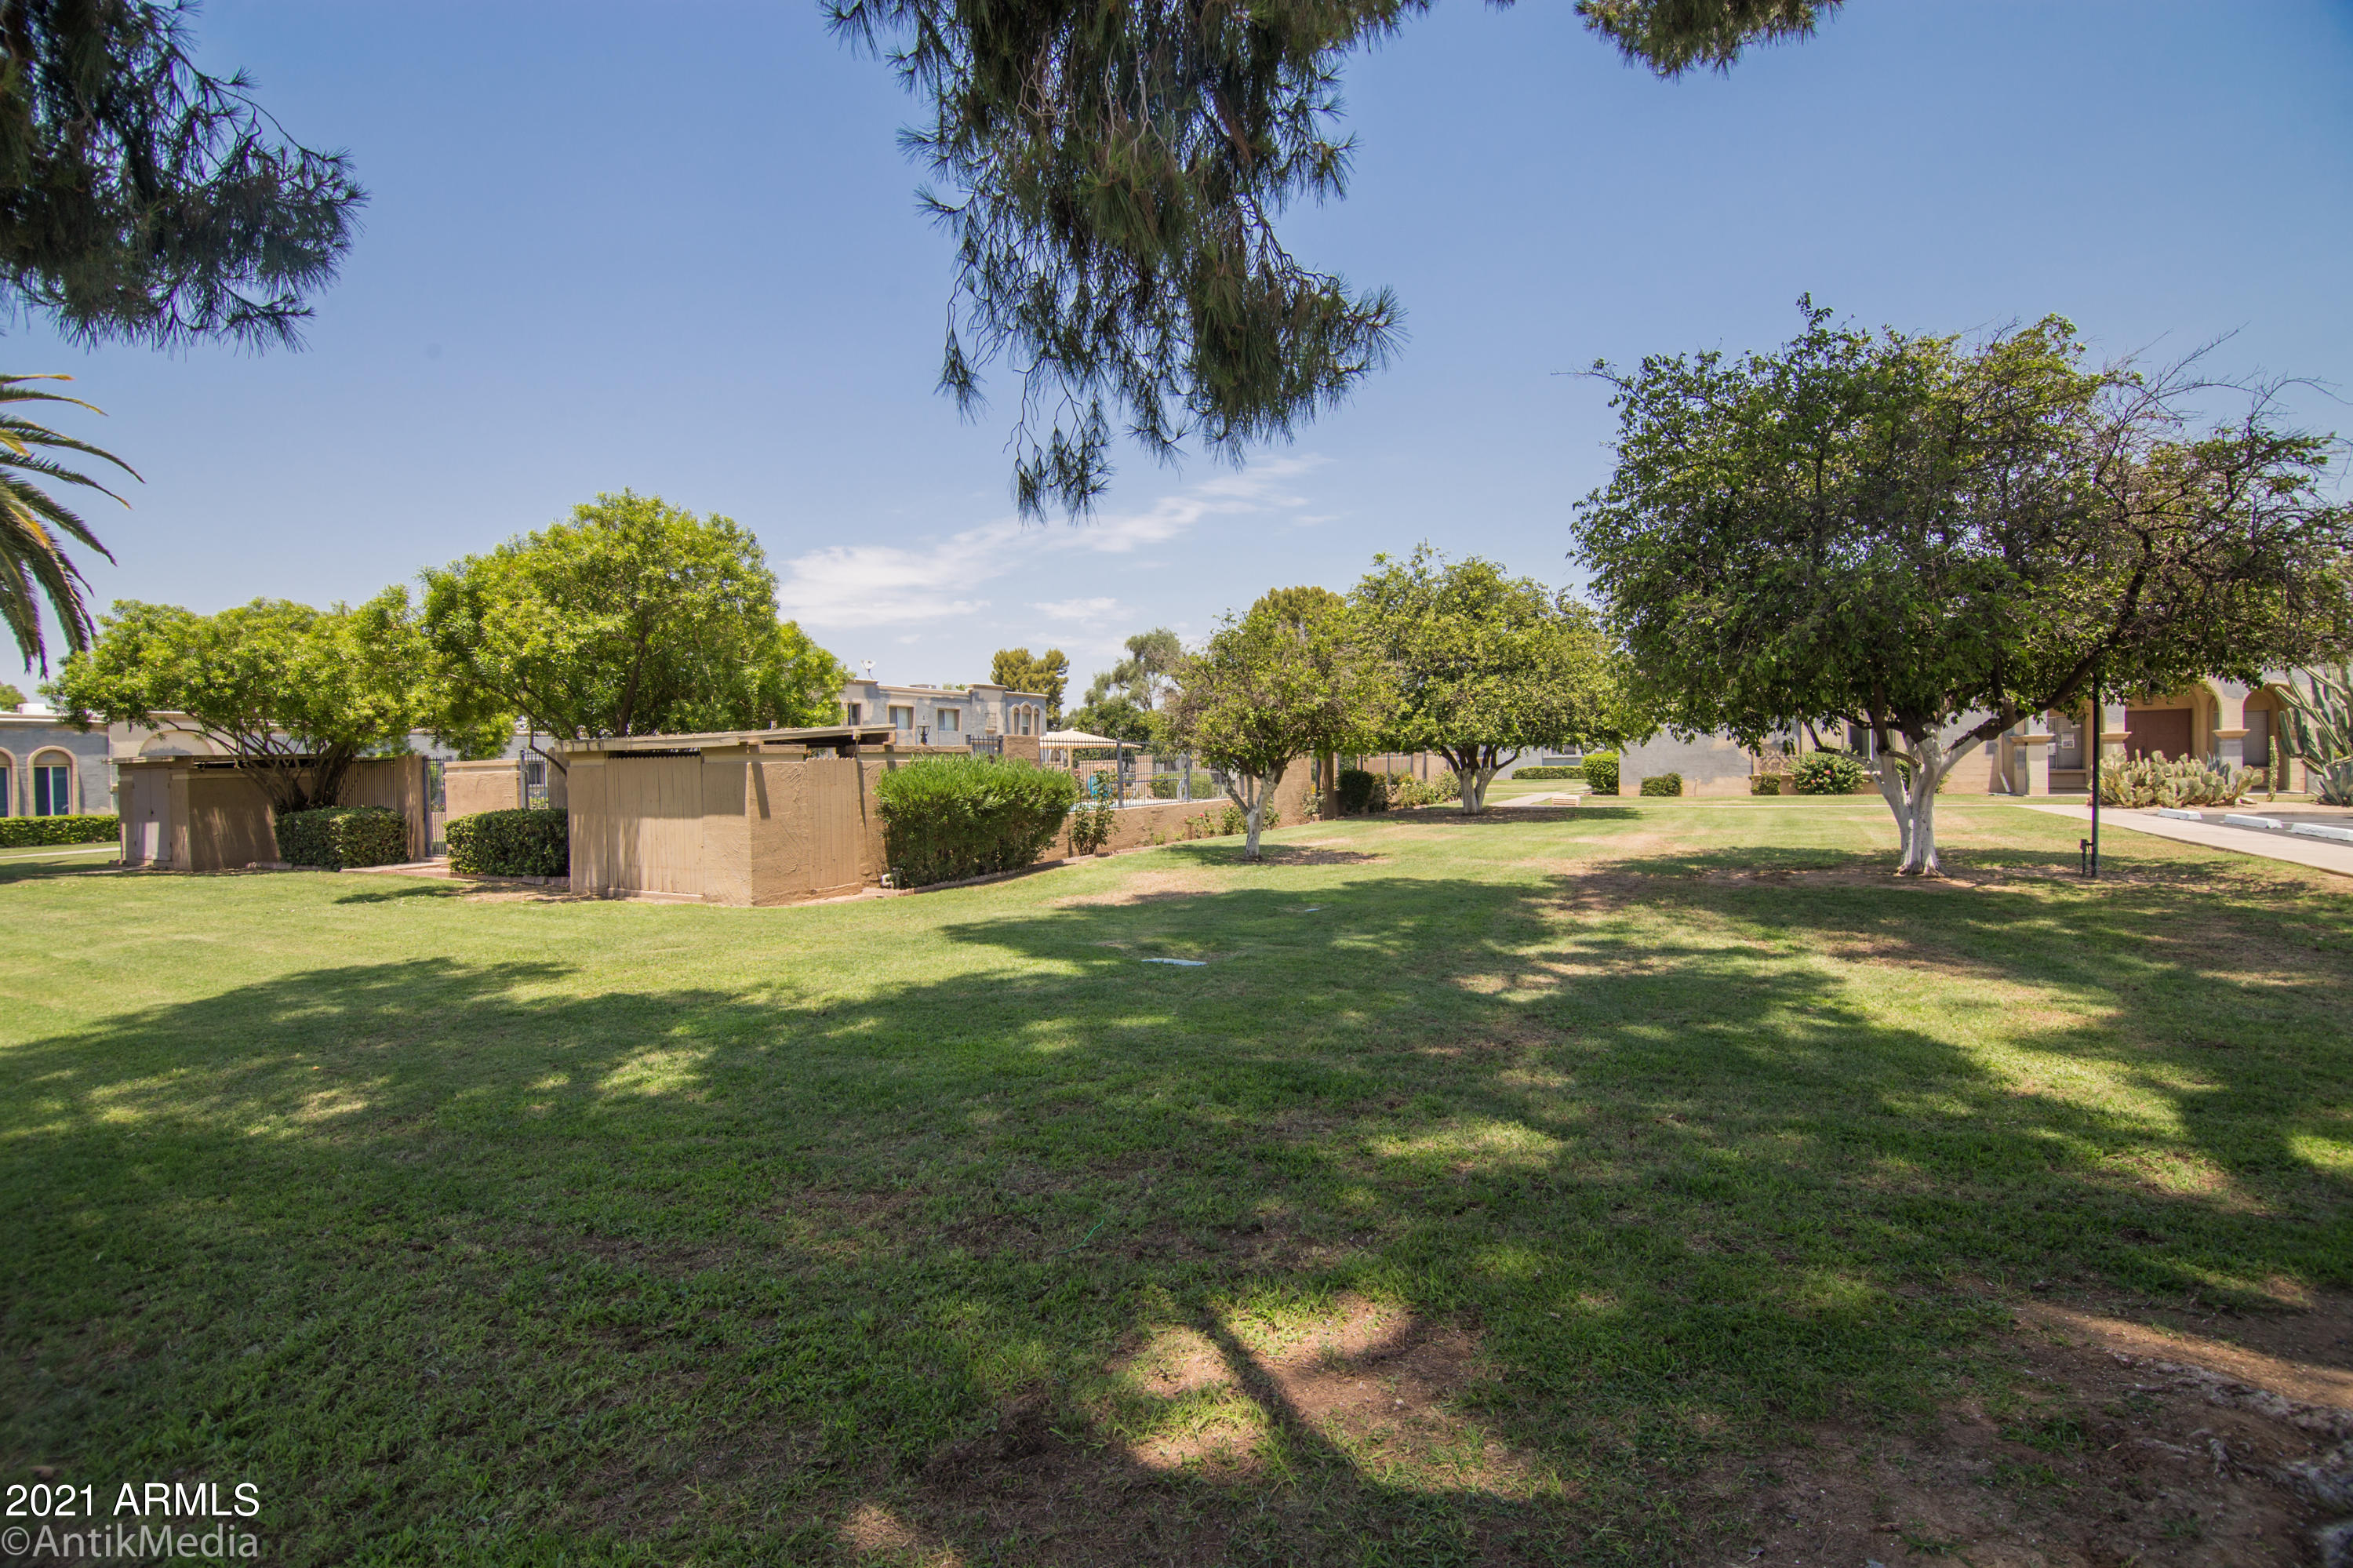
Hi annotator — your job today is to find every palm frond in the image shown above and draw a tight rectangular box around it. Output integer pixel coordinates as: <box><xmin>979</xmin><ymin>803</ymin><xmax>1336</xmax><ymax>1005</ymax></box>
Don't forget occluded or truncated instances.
<box><xmin>0</xmin><ymin>374</ymin><xmax>138</xmax><ymax>671</ymax></box>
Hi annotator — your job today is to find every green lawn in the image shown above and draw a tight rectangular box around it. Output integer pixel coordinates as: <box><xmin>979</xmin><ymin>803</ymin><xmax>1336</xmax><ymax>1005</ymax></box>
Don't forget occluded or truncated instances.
<box><xmin>5</xmin><ymin>805</ymin><xmax>2348</xmax><ymax>1564</ymax></box>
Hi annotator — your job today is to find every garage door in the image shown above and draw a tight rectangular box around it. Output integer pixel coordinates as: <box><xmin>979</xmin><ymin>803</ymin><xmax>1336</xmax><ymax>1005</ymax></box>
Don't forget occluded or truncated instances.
<box><xmin>2126</xmin><ymin>708</ymin><xmax>2194</xmax><ymax>762</ymax></box>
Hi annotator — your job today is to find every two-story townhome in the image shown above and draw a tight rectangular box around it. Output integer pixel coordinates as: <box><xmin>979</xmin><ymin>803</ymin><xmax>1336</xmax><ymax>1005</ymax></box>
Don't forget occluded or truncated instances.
<box><xmin>835</xmin><ymin>678</ymin><xmax>1050</xmax><ymax>746</ymax></box>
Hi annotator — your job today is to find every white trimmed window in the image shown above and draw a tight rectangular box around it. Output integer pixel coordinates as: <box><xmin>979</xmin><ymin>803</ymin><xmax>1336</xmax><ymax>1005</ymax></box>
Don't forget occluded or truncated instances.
<box><xmin>31</xmin><ymin>751</ymin><xmax>72</xmax><ymax>816</ymax></box>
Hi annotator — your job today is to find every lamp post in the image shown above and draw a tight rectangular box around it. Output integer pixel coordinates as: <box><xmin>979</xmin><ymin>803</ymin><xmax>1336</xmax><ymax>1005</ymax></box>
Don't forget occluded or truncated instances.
<box><xmin>2086</xmin><ymin>655</ymin><xmax>2102</xmax><ymax>879</ymax></box>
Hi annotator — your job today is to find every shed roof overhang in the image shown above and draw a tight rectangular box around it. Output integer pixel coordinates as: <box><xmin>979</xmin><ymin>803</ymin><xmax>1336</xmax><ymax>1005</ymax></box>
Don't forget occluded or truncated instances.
<box><xmin>563</xmin><ymin>725</ymin><xmax>902</xmax><ymax>757</ymax></box>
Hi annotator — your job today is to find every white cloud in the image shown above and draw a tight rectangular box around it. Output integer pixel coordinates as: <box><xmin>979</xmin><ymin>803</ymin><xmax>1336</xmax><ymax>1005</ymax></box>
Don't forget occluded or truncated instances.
<box><xmin>1032</xmin><ymin>595</ymin><xmax>1126</xmax><ymax>623</ymax></box>
<box><xmin>773</xmin><ymin>457</ymin><xmax>1327</xmax><ymax>633</ymax></box>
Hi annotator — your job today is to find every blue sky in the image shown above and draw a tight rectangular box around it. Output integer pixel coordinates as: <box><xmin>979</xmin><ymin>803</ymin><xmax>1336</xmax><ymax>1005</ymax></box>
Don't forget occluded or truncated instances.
<box><xmin>14</xmin><ymin>0</ymin><xmax>2352</xmax><ymax>691</ymax></box>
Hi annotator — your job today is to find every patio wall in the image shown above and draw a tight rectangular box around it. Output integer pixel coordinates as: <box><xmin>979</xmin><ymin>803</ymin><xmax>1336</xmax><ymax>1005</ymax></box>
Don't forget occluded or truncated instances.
<box><xmin>1050</xmin><ymin>765</ymin><xmax>1315</xmax><ymax>858</ymax></box>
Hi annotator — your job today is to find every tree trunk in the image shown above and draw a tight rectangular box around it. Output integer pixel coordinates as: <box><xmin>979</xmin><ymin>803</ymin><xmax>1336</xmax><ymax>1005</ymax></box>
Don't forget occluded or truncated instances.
<box><xmin>1222</xmin><ymin>762</ymin><xmax>1281</xmax><ymax>860</ymax></box>
<box><xmin>1874</xmin><ymin>759</ymin><xmax>1912</xmax><ymax>866</ymax></box>
<box><xmin>1882</xmin><ymin>732</ymin><xmax>1980</xmax><ymax>876</ymax></box>
<box><xmin>1457</xmin><ymin>766</ymin><xmax>1498</xmax><ymax>813</ymax></box>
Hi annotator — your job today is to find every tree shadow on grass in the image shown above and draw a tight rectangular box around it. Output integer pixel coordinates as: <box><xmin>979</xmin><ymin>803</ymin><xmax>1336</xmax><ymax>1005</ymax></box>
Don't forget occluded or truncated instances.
<box><xmin>0</xmin><ymin>852</ymin><xmax>122</xmax><ymax>886</ymax></box>
<box><xmin>1</xmin><ymin>845</ymin><xmax>2347</xmax><ymax>1562</ymax></box>
<box><xmin>332</xmin><ymin>880</ymin><xmax>470</xmax><ymax>904</ymax></box>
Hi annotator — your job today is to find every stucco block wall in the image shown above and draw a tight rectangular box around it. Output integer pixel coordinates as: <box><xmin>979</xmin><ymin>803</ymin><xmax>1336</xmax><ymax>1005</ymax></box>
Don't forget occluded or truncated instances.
<box><xmin>1052</xmin><ymin>764</ymin><xmax>1315</xmax><ymax>857</ymax></box>
<box><xmin>443</xmin><ymin>759</ymin><xmax>522</xmax><ymax>820</ymax></box>
<box><xmin>1620</xmin><ymin>733</ymin><xmax>1755</xmax><ymax>796</ymax></box>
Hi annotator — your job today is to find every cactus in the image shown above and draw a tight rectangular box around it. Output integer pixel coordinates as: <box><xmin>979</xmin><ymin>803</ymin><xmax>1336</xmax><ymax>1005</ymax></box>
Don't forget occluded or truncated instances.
<box><xmin>2278</xmin><ymin>662</ymin><xmax>2353</xmax><ymax>806</ymax></box>
<box><xmin>2097</xmin><ymin>751</ymin><xmax>2252</xmax><ymax>809</ymax></box>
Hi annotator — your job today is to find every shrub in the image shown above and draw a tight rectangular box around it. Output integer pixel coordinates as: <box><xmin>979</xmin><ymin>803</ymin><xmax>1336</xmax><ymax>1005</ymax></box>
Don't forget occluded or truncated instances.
<box><xmin>276</xmin><ymin>805</ymin><xmax>410</xmax><ymax>869</ymax></box>
<box><xmin>1387</xmin><ymin>772</ymin><xmax>1459</xmax><ymax>809</ymax></box>
<box><xmin>1581</xmin><ymin>751</ymin><xmax>1619</xmax><ymax>795</ymax></box>
<box><xmin>2098</xmin><ymin>753</ymin><xmax>2250</xmax><ymax>809</ymax></box>
<box><xmin>875</xmin><ymin>755</ymin><xmax>1079</xmax><ymax>887</ymax></box>
<box><xmin>1335</xmin><ymin>768</ymin><xmax>1379</xmax><ymax>814</ymax></box>
<box><xmin>1750</xmin><ymin>773</ymin><xmax>1782</xmax><ymax>795</ymax></box>
<box><xmin>446</xmin><ymin>807</ymin><xmax>569</xmax><ymax>877</ymax></box>
<box><xmin>1068</xmin><ymin>799</ymin><xmax>1115</xmax><ymax>855</ymax></box>
<box><xmin>1638</xmin><ymin>773</ymin><xmax>1682</xmax><ymax>797</ymax></box>
<box><xmin>1515</xmin><ymin>765</ymin><xmax>1580</xmax><ymax>780</ymax></box>
<box><xmin>0</xmin><ymin>813</ymin><xmax>117</xmax><ymax>849</ymax></box>
<box><xmin>1791</xmin><ymin>750</ymin><xmax>1870</xmax><ymax>795</ymax></box>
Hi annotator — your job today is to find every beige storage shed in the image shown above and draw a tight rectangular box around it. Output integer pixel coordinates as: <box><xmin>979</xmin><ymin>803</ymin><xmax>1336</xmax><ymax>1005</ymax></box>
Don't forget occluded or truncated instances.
<box><xmin>564</xmin><ymin>725</ymin><xmax>928</xmax><ymax>905</ymax></box>
<box><xmin>115</xmin><ymin>755</ymin><xmax>431</xmax><ymax>871</ymax></box>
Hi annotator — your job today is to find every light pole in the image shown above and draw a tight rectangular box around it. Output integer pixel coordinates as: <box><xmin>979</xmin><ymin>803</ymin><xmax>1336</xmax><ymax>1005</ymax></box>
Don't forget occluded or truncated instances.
<box><xmin>2086</xmin><ymin>655</ymin><xmax>2102</xmax><ymax>879</ymax></box>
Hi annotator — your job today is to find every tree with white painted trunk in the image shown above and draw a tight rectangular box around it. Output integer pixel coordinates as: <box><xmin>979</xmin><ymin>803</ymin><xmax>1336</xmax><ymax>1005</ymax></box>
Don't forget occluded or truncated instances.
<box><xmin>1164</xmin><ymin>587</ymin><xmax>1393</xmax><ymax>860</ymax></box>
<box><xmin>1351</xmin><ymin>545</ymin><xmax>1621</xmax><ymax>813</ymax></box>
<box><xmin>1573</xmin><ymin>303</ymin><xmax>2353</xmax><ymax>875</ymax></box>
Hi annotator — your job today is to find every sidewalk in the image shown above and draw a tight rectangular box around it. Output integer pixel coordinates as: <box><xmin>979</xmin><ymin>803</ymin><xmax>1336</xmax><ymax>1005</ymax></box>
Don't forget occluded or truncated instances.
<box><xmin>2012</xmin><ymin>802</ymin><xmax>2353</xmax><ymax>880</ymax></box>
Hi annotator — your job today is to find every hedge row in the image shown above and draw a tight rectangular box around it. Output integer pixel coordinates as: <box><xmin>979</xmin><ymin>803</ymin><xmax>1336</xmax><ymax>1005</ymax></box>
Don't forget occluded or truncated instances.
<box><xmin>1515</xmin><ymin>766</ymin><xmax>1580</xmax><ymax>780</ymax></box>
<box><xmin>1638</xmin><ymin>773</ymin><xmax>1682</xmax><ymax>797</ymax></box>
<box><xmin>276</xmin><ymin>806</ymin><xmax>411</xmax><ymax>869</ymax></box>
<box><xmin>875</xmin><ymin>755</ymin><xmax>1078</xmax><ymax>888</ymax></box>
<box><xmin>1581</xmin><ymin>751</ymin><xmax>1620</xmax><ymax>795</ymax></box>
<box><xmin>446</xmin><ymin>807</ymin><xmax>569</xmax><ymax>877</ymax></box>
<box><xmin>0</xmin><ymin>813</ymin><xmax>118</xmax><ymax>848</ymax></box>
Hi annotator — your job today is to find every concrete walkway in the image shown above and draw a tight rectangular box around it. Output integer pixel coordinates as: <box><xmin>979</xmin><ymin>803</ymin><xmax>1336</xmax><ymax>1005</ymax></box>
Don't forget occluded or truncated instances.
<box><xmin>2013</xmin><ymin>802</ymin><xmax>2353</xmax><ymax>880</ymax></box>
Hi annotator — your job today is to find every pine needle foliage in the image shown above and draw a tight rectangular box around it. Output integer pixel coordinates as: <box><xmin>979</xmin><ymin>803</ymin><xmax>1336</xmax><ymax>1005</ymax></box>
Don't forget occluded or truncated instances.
<box><xmin>829</xmin><ymin>0</ymin><xmax>1837</xmax><ymax>516</ymax></box>
<box><xmin>0</xmin><ymin>0</ymin><xmax>364</xmax><ymax>350</ymax></box>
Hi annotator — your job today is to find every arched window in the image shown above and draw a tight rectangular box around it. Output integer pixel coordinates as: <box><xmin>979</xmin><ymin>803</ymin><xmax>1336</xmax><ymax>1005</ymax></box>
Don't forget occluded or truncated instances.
<box><xmin>0</xmin><ymin>748</ymin><xmax>13</xmax><ymax>817</ymax></box>
<box><xmin>30</xmin><ymin>748</ymin><xmax>74</xmax><ymax>816</ymax></box>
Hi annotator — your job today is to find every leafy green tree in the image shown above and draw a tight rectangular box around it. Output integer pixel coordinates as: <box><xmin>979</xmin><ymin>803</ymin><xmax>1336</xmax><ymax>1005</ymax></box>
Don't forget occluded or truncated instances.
<box><xmin>1060</xmin><ymin>692</ymin><xmax>1155</xmax><ymax>746</ymax></box>
<box><xmin>0</xmin><ymin>682</ymin><xmax>24</xmax><ymax>708</ymax></box>
<box><xmin>1069</xmin><ymin>627</ymin><xmax>1186</xmax><ymax>747</ymax></box>
<box><xmin>830</xmin><ymin>0</ymin><xmax>1833</xmax><ymax>513</ymax></box>
<box><xmin>1573</xmin><ymin>304</ymin><xmax>2353</xmax><ymax>875</ymax></box>
<box><xmin>1165</xmin><ymin>586</ymin><xmax>1394</xmax><ymax>858</ymax></box>
<box><xmin>1082</xmin><ymin>628</ymin><xmax>1184</xmax><ymax>711</ymax></box>
<box><xmin>1351</xmin><ymin>546</ymin><xmax>1619</xmax><ymax>812</ymax></box>
<box><xmin>989</xmin><ymin>646</ymin><xmax>1070</xmax><ymax>715</ymax></box>
<box><xmin>0</xmin><ymin>375</ymin><xmax>139</xmax><ymax>672</ymax></box>
<box><xmin>53</xmin><ymin>593</ymin><xmax>424</xmax><ymax>813</ymax></box>
<box><xmin>417</xmin><ymin>492</ymin><xmax>847</xmax><ymax>772</ymax></box>
<box><xmin>1</xmin><ymin>2</ymin><xmax>363</xmax><ymax>350</ymax></box>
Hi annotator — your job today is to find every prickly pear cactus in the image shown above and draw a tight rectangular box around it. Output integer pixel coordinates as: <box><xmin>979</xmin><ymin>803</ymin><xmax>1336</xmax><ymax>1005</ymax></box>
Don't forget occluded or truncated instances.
<box><xmin>2278</xmin><ymin>663</ymin><xmax>2353</xmax><ymax>806</ymax></box>
<box><xmin>2097</xmin><ymin>752</ymin><xmax>2253</xmax><ymax>809</ymax></box>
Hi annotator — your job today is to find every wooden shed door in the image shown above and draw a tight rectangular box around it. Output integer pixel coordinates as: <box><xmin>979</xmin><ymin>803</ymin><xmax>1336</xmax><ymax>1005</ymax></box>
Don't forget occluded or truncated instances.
<box><xmin>608</xmin><ymin>755</ymin><xmax>704</xmax><ymax>895</ymax></box>
<box><xmin>2126</xmin><ymin>708</ymin><xmax>2194</xmax><ymax>762</ymax></box>
<box><xmin>125</xmin><ymin>771</ymin><xmax>167</xmax><ymax>865</ymax></box>
<box><xmin>804</xmin><ymin>759</ymin><xmax>864</xmax><ymax>891</ymax></box>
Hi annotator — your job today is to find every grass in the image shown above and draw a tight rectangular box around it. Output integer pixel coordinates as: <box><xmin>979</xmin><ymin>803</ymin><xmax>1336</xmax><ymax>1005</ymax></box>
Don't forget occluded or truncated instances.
<box><xmin>4</xmin><ymin>803</ymin><xmax>2348</xmax><ymax>1564</ymax></box>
